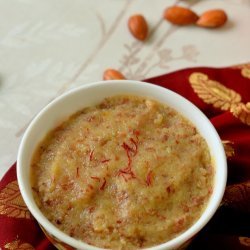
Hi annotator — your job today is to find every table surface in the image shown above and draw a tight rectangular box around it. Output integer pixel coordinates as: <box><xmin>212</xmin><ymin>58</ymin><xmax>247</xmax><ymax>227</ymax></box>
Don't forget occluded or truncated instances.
<box><xmin>1</xmin><ymin>0</ymin><xmax>250</xmax><ymax>179</ymax></box>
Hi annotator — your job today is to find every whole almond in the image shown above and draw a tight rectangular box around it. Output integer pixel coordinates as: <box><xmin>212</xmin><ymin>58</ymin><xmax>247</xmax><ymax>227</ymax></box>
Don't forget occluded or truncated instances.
<box><xmin>128</xmin><ymin>14</ymin><xmax>148</xmax><ymax>41</ymax></box>
<box><xmin>197</xmin><ymin>9</ymin><xmax>227</xmax><ymax>28</ymax></box>
<box><xmin>103</xmin><ymin>69</ymin><xmax>126</xmax><ymax>80</ymax></box>
<box><xmin>163</xmin><ymin>6</ymin><xmax>198</xmax><ymax>25</ymax></box>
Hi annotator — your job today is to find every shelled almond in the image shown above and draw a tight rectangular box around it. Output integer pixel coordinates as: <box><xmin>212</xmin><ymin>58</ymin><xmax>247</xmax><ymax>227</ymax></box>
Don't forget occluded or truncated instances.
<box><xmin>103</xmin><ymin>69</ymin><xmax>126</xmax><ymax>80</ymax></box>
<box><xmin>196</xmin><ymin>9</ymin><xmax>227</xmax><ymax>28</ymax></box>
<box><xmin>163</xmin><ymin>6</ymin><xmax>198</xmax><ymax>25</ymax></box>
<box><xmin>128</xmin><ymin>14</ymin><xmax>148</xmax><ymax>41</ymax></box>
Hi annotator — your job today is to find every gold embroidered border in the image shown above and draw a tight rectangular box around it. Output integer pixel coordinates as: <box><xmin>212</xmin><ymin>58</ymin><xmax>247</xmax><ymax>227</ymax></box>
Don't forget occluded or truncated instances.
<box><xmin>233</xmin><ymin>63</ymin><xmax>250</xmax><ymax>80</ymax></box>
<box><xmin>4</xmin><ymin>239</ymin><xmax>34</xmax><ymax>250</ymax></box>
<box><xmin>222</xmin><ymin>140</ymin><xmax>235</xmax><ymax>158</ymax></box>
<box><xmin>0</xmin><ymin>181</ymin><xmax>31</xmax><ymax>219</ymax></box>
<box><xmin>189</xmin><ymin>73</ymin><xmax>250</xmax><ymax>126</ymax></box>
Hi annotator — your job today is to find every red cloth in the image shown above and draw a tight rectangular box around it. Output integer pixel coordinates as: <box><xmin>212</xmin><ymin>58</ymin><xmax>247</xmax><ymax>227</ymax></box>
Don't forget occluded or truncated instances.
<box><xmin>1</xmin><ymin>65</ymin><xmax>250</xmax><ymax>250</ymax></box>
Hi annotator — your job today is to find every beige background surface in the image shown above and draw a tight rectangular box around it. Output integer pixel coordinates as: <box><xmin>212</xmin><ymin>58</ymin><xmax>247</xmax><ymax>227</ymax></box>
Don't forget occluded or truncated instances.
<box><xmin>1</xmin><ymin>0</ymin><xmax>250</xmax><ymax>179</ymax></box>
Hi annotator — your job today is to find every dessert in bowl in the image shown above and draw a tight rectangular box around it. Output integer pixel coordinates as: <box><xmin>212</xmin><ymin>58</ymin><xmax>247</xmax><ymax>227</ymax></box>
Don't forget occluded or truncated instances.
<box><xmin>17</xmin><ymin>80</ymin><xmax>227</xmax><ymax>250</ymax></box>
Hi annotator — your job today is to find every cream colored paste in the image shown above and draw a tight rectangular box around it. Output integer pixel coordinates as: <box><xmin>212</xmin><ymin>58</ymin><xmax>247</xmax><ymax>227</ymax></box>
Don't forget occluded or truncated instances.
<box><xmin>31</xmin><ymin>95</ymin><xmax>213</xmax><ymax>249</ymax></box>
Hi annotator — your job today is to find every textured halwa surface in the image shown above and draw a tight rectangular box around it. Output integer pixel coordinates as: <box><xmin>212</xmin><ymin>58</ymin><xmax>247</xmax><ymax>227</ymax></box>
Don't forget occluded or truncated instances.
<box><xmin>31</xmin><ymin>95</ymin><xmax>213</xmax><ymax>250</ymax></box>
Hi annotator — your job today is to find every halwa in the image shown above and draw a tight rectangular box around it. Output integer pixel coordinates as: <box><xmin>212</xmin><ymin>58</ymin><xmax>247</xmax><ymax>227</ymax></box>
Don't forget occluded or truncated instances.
<box><xmin>31</xmin><ymin>95</ymin><xmax>213</xmax><ymax>249</ymax></box>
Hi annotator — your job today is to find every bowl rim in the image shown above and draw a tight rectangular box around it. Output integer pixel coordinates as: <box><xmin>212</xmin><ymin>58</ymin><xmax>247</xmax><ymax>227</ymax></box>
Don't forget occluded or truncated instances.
<box><xmin>17</xmin><ymin>80</ymin><xmax>227</xmax><ymax>250</ymax></box>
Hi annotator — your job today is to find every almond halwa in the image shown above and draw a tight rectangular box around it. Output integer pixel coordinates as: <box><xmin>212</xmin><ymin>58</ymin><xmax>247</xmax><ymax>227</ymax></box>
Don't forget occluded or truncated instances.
<box><xmin>31</xmin><ymin>95</ymin><xmax>213</xmax><ymax>250</ymax></box>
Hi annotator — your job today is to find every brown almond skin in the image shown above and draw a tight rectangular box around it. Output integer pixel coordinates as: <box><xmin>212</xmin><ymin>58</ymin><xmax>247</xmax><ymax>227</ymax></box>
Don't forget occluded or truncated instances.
<box><xmin>103</xmin><ymin>69</ymin><xmax>126</xmax><ymax>80</ymax></box>
<box><xmin>164</xmin><ymin>6</ymin><xmax>198</xmax><ymax>25</ymax></box>
<box><xmin>197</xmin><ymin>9</ymin><xmax>227</xmax><ymax>28</ymax></box>
<box><xmin>128</xmin><ymin>14</ymin><xmax>148</xmax><ymax>41</ymax></box>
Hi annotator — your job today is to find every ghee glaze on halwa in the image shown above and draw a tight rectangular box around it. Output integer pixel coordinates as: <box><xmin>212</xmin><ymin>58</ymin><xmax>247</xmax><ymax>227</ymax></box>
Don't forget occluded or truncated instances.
<box><xmin>31</xmin><ymin>95</ymin><xmax>213</xmax><ymax>249</ymax></box>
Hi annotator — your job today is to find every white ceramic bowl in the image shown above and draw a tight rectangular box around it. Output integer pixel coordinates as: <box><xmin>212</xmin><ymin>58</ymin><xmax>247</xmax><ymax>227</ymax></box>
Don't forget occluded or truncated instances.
<box><xmin>17</xmin><ymin>80</ymin><xmax>227</xmax><ymax>250</ymax></box>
